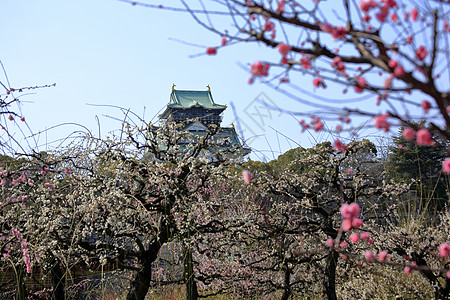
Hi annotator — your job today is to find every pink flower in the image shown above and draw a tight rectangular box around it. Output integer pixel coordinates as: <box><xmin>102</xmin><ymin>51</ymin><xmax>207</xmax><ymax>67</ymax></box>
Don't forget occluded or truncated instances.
<box><xmin>206</xmin><ymin>47</ymin><xmax>217</xmax><ymax>55</ymax></box>
<box><xmin>388</xmin><ymin>59</ymin><xmax>398</xmax><ymax>68</ymax></box>
<box><xmin>341</xmin><ymin>218</ymin><xmax>352</xmax><ymax>232</ymax></box>
<box><xmin>301</xmin><ymin>55</ymin><xmax>312</xmax><ymax>69</ymax></box>
<box><xmin>365</xmin><ymin>250</ymin><xmax>375</xmax><ymax>261</ymax></box>
<box><xmin>404</xmin><ymin>266</ymin><xmax>411</xmax><ymax>274</ymax></box>
<box><xmin>349</xmin><ymin>233</ymin><xmax>359</xmax><ymax>243</ymax></box>
<box><xmin>406</xmin><ymin>35</ymin><xmax>413</xmax><ymax>44</ymax></box>
<box><xmin>411</xmin><ymin>8</ymin><xmax>418</xmax><ymax>21</ymax></box>
<box><xmin>390</xmin><ymin>13</ymin><xmax>398</xmax><ymax>22</ymax></box>
<box><xmin>263</xmin><ymin>20</ymin><xmax>275</xmax><ymax>32</ymax></box>
<box><xmin>416</xmin><ymin>46</ymin><xmax>428</xmax><ymax>61</ymax></box>
<box><xmin>402</xmin><ymin>127</ymin><xmax>416</xmax><ymax>141</ymax></box>
<box><xmin>373</xmin><ymin>113</ymin><xmax>390</xmax><ymax>132</ymax></box>
<box><xmin>416</xmin><ymin>128</ymin><xmax>433</xmax><ymax>146</ymax></box>
<box><xmin>340</xmin><ymin>202</ymin><xmax>360</xmax><ymax>220</ymax></box>
<box><xmin>8</xmin><ymin>115</ymin><xmax>14</xmax><ymax>121</ymax></box>
<box><xmin>331</xmin><ymin>27</ymin><xmax>347</xmax><ymax>40</ymax></box>
<box><xmin>360</xmin><ymin>0</ymin><xmax>378</xmax><ymax>12</ymax></box>
<box><xmin>326</xmin><ymin>238</ymin><xmax>334</xmax><ymax>247</ymax></box>
<box><xmin>340</xmin><ymin>241</ymin><xmax>348</xmax><ymax>248</ymax></box>
<box><xmin>360</xmin><ymin>232</ymin><xmax>370</xmax><ymax>239</ymax></box>
<box><xmin>394</xmin><ymin>65</ymin><xmax>405</xmax><ymax>77</ymax></box>
<box><xmin>277</xmin><ymin>43</ymin><xmax>291</xmax><ymax>56</ymax></box>
<box><xmin>334</xmin><ymin>139</ymin><xmax>347</xmax><ymax>151</ymax></box>
<box><xmin>352</xmin><ymin>218</ymin><xmax>363</xmax><ymax>229</ymax></box>
<box><xmin>421</xmin><ymin>100</ymin><xmax>431</xmax><ymax>114</ymax></box>
<box><xmin>378</xmin><ymin>251</ymin><xmax>388</xmax><ymax>262</ymax></box>
<box><xmin>313</xmin><ymin>77</ymin><xmax>326</xmax><ymax>88</ymax></box>
<box><xmin>320</xmin><ymin>22</ymin><xmax>334</xmax><ymax>33</ymax></box>
<box><xmin>358</xmin><ymin>77</ymin><xmax>367</xmax><ymax>87</ymax></box>
<box><xmin>443</xmin><ymin>158</ymin><xmax>450</xmax><ymax>175</ymax></box>
<box><xmin>439</xmin><ymin>242</ymin><xmax>450</xmax><ymax>258</ymax></box>
<box><xmin>250</xmin><ymin>61</ymin><xmax>270</xmax><ymax>77</ymax></box>
<box><xmin>314</xmin><ymin>119</ymin><xmax>324</xmax><ymax>132</ymax></box>
<box><xmin>276</xmin><ymin>0</ymin><xmax>285</xmax><ymax>13</ymax></box>
<box><xmin>221</xmin><ymin>36</ymin><xmax>227</xmax><ymax>46</ymax></box>
<box><xmin>362</xmin><ymin>14</ymin><xmax>371</xmax><ymax>22</ymax></box>
<box><xmin>242</xmin><ymin>170</ymin><xmax>251</xmax><ymax>184</ymax></box>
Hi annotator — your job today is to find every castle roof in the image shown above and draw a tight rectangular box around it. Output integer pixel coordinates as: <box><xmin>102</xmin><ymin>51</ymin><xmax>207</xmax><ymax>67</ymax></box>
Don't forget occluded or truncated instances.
<box><xmin>160</xmin><ymin>90</ymin><xmax>226</xmax><ymax>119</ymax></box>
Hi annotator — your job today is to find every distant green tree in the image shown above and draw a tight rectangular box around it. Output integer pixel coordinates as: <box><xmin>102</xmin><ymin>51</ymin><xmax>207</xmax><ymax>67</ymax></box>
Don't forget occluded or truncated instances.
<box><xmin>386</xmin><ymin>125</ymin><xmax>449</xmax><ymax>210</ymax></box>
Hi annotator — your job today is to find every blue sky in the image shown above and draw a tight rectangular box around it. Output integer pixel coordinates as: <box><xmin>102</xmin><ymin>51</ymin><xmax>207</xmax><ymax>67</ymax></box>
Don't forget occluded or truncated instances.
<box><xmin>1</xmin><ymin>0</ymin><xmax>426</xmax><ymax>161</ymax></box>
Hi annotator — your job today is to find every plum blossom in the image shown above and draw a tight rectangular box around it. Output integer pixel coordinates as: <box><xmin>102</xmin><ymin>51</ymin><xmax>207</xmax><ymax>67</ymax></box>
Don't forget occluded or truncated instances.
<box><xmin>394</xmin><ymin>65</ymin><xmax>405</xmax><ymax>77</ymax></box>
<box><xmin>250</xmin><ymin>61</ymin><xmax>269</xmax><ymax>77</ymax></box>
<box><xmin>242</xmin><ymin>170</ymin><xmax>251</xmax><ymax>184</ymax></box>
<box><xmin>416</xmin><ymin>128</ymin><xmax>433</xmax><ymax>146</ymax></box>
<box><xmin>360</xmin><ymin>232</ymin><xmax>371</xmax><ymax>240</ymax></box>
<box><xmin>421</xmin><ymin>100</ymin><xmax>431</xmax><ymax>114</ymax></box>
<box><xmin>439</xmin><ymin>242</ymin><xmax>450</xmax><ymax>258</ymax></box>
<box><xmin>206</xmin><ymin>47</ymin><xmax>217</xmax><ymax>55</ymax></box>
<box><xmin>277</xmin><ymin>43</ymin><xmax>291</xmax><ymax>56</ymax></box>
<box><xmin>334</xmin><ymin>139</ymin><xmax>347</xmax><ymax>151</ymax></box>
<box><xmin>365</xmin><ymin>250</ymin><xmax>375</xmax><ymax>261</ymax></box>
<box><xmin>300</xmin><ymin>55</ymin><xmax>312</xmax><ymax>69</ymax></box>
<box><xmin>349</xmin><ymin>233</ymin><xmax>359</xmax><ymax>243</ymax></box>
<box><xmin>373</xmin><ymin>113</ymin><xmax>390</xmax><ymax>132</ymax></box>
<box><xmin>411</xmin><ymin>7</ymin><xmax>418</xmax><ymax>21</ymax></box>
<box><xmin>341</xmin><ymin>219</ymin><xmax>352</xmax><ymax>232</ymax></box>
<box><xmin>402</xmin><ymin>127</ymin><xmax>416</xmax><ymax>141</ymax></box>
<box><xmin>359</xmin><ymin>0</ymin><xmax>378</xmax><ymax>12</ymax></box>
<box><xmin>442</xmin><ymin>158</ymin><xmax>450</xmax><ymax>175</ymax></box>
<box><xmin>313</xmin><ymin>76</ymin><xmax>326</xmax><ymax>88</ymax></box>
<box><xmin>378</xmin><ymin>251</ymin><xmax>388</xmax><ymax>262</ymax></box>
<box><xmin>416</xmin><ymin>46</ymin><xmax>428</xmax><ymax>61</ymax></box>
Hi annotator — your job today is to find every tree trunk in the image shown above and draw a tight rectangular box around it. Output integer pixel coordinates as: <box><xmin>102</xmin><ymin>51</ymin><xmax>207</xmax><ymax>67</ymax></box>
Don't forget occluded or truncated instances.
<box><xmin>50</xmin><ymin>258</ymin><xmax>65</xmax><ymax>300</ymax></box>
<box><xmin>323</xmin><ymin>250</ymin><xmax>338</xmax><ymax>300</ymax></box>
<box><xmin>280</xmin><ymin>262</ymin><xmax>291</xmax><ymax>300</ymax></box>
<box><xmin>126</xmin><ymin>252</ymin><xmax>156</xmax><ymax>300</ymax></box>
<box><xmin>183</xmin><ymin>246</ymin><xmax>198</xmax><ymax>300</ymax></box>
<box><xmin>15</xmin><ymin>265</ymin><xmax>26</xmax><ymax>300</ymax></box>
<box><xmin>126</xmin><ymin>216</ymin><xmax>174</xmax><ymax>300</ymax></box>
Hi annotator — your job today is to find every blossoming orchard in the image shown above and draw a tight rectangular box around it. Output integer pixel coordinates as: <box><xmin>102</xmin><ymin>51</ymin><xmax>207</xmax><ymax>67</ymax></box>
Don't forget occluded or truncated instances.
<box><xmin>0</xmin><ymin>0</ymin><xmax>449</xmax><ymax>299</ymax></box>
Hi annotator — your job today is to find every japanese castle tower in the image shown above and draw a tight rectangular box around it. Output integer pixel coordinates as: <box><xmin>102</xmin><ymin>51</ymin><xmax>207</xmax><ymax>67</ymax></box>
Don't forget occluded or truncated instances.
<box><xmin>148</xmin><ymin>85</ymin><xmax>250</xmax><ymax>160</ymax></box>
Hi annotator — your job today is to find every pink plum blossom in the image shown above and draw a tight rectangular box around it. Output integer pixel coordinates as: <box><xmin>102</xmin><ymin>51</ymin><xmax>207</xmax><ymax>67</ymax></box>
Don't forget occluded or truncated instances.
<box><xmin>374</xmin><ymin>113</ymin><xmax>390</xmax><ymax>132</ymax></box>
<box><xmin>416</xmin><ymin>128</ymin><xmax>433</xmax><ymax>146</ymax></box>
<box><xmin>360</xmin><ymin>0</ymin><xmax>378</xmax><ymax>12</ymax></box>
<box><xmin>277</xmin><ymin>43</ymin><xmax>291</xmax><ymax>56</ymax></box>
<box><xmin>411</xmin><ymin>8</ymin><xmax>418</xmax><ymax>21</ymax></box>
<box><xmin>378</xmin><ymin>251</ymin><xmax>388</xmax><ymax>262</ymax></box>
<box><xmin>352</xmin><ymin>218</ymin><xmax>363</xmax><ymax>229</ymax></box>
<box><xmin>416</xmin><ymin>46</ymin><xmax>428</xmax><ymax>61</ymax></box>
<box><xmin>443</xmin><ymin>158</ymin><xmax>450</xmax><ymax>175</ymax></box>
<box><xmin>365</xmin><ymin>250</ymin><xmax>375</xmax><ymax>261</ymax></box>
<box><xmin>300</xmin><ymin>55</ymin><xmax>312</xmax><ymax>69</ymax></box>
<box><xmin>349</xmin><ymin>233</ymin><xmax>359</xmax><ymax>243</ymax></box>
<box><xmin>402</xmin><ymin>127</ymin><xmax>416</xmax><ymax>141</ymax></box>
<box><xmin>206</xmin><ymin>47</ymin><xmax>217</xmax><ymax>55</ymax></box>
<box><xmin>360</xmin><ymin>232</ymin><xmax>370</xmax><ymax>240</ymax></box>
<box><xmin>334</xmin><ymin>139</ymin><xmax>347</xmax><ymax>151</ymax></box>
<box><xmin>394</xmin><ymin>65</ymin><xmax>405</xmax><ymax>77</ymax></box>
<box><xmin>341</xmin><ymin>218</ymin><xmax>352</xmax><ymax>232</ymax></box>
<box><xmin>421</xmin><ymin>100</ymin><xmax>431</xmax><ymax>114</ymax></box>
<box><xmin>250</xmin><ymin>61</ymin><xmax>270</xmax><ymax>77</ymax></box>
<box><xmin>439</xmin><ymin>242</ymin><xmax>450</xmax><ymax>258</ymax></box>
<box><xmin>340</xmin><ymin>202</ymin><xmax>360</xmax><ymax>220</ymax></box>
<box><xmin>242</xmin><ymin>170</ymin><xmax>251</xmax><ymax>184</ymax></box>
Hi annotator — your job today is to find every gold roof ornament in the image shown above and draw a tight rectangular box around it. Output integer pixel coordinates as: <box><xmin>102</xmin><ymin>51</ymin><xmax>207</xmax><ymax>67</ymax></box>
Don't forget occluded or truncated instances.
<box><xmin>207</xmin><ymin>84</ymin><xmax>211</xmax><ymax>91</ymax></box>
<box><xmin>231</xmin><ymin>123</ymin><xmax>235</xmax><ymax>128</ymax></box>
<box><xmin>172</xmin><ymin>84</ymin><xmax>176</xmax><ymax>91</ymax></box>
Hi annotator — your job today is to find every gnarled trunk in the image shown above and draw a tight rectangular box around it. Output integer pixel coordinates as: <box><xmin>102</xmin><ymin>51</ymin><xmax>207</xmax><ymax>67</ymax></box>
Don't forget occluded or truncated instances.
<box><xmin>323</xmin><ymin>250</ymin><xmax>338</xmax><ymax>300</ymax></box>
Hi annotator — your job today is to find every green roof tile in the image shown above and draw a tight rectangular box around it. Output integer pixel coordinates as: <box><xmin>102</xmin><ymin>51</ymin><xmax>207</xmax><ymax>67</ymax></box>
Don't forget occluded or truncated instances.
<box><xmin>168</xmin><ymin>90</ymin><xmax>226</xmax><ymax>110</ymax></box>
